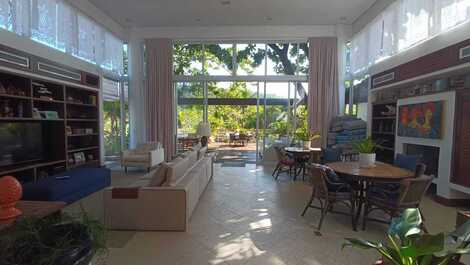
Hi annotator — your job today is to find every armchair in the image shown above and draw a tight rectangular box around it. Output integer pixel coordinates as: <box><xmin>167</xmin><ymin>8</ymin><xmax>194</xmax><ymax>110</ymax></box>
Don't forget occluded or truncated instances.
<box><xmin>121</xmin><ymin>142</ymin><xmax>165</xmax><ymax>173</ymax></box>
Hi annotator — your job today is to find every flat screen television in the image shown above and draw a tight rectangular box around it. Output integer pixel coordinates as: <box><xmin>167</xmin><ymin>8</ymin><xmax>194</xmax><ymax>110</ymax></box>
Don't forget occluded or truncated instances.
<box><xmin>0</xmin><ymin>122</ymin><xmax>43</xmax><ymax>167</ymax></box>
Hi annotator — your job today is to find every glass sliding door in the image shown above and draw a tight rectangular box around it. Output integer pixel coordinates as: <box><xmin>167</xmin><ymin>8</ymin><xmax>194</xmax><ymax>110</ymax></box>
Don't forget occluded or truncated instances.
<box><xmin>103</xmin><ymin>78</ymin><xmax>122</xmax><ymax>160</ymax></box>
<box><xmin>175</xmin><ymin>82</ymin><xmax>204</xmax><ymax>152</ymax></box>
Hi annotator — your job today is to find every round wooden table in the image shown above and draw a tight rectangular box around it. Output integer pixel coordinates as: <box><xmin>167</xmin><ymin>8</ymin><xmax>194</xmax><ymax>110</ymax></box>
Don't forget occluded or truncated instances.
<box><xmin>326</xmin><ymin>161</ymin><xmax>414</xmax><ymax>182</ymax></box>
<box><xmin>326</xmin><ymin>161</ymin><xmax>414</xmax><ymax>230</ymax></box>
<box><xmin>284</xmin><ymin>147</ymin><xmax>322</xmax><ymax>180</ymax></box>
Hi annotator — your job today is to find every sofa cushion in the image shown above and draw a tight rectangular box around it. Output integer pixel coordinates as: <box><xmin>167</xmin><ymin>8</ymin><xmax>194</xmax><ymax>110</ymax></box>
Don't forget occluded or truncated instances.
<box><xmin>22</xmin><ymin>167</ymin><xmax>111</xmax><ymax>204</ymax></box>
<box><xmin>127</xmin><ymin>178</ymin><xmax>152</xmax><ymax>188</ymax></box>
<box><xmin>148</xmin><ymin>165</ymin><xmax>167</xmax><ymax>187</ymax></box>
<box><xmin>164</xmin><ymin>157</ymin><xmax>190</xmax><ymax>186</ymax></box>
<box><xmin>186</xmin><ymin>150</ymin><xmax>198</xmax><ymax>165</ymax></box>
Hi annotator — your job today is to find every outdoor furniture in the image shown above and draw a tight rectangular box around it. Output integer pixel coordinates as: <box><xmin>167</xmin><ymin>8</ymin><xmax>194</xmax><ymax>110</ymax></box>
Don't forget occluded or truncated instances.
<box><xmin>285</xmin><ymin>147</ymin><xmax>322</xmax><ymax>181</ymax></box>
<box><xmin>326</xmin><ymin>161</ymin><xmax>414</xmax><ymax>230</ymax></box>
<box><xmin>362</xmin><ymin>174</ymin><xmax>434</xmax><ymax>230</ymax></box>
<box><xmin>229</xmin><ymin>133</ymin><xmax>250</xmax><ymax>146</ymax></box>
<box><xmin>121</xmin><ymin>142</ymin><xmax>165</xmax><ymax>172</ymax></box>
<box><xmin>301</xmin><ymin>164</ymin><xmax>356</xmax><ymax>231</ymax></box>
<box><xmin>178</xmin><ymin>137</ymin><xmax>200</xmax><ymax>151</ymax></box>
<box><xmin>272</xmin><ymin>146</ymin><xmax>297</xmax><ymax>180</ymax></box>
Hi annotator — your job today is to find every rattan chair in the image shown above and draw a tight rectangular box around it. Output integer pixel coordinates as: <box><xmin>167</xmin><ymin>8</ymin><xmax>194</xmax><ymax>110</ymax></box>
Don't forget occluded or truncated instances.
<box><xmin>301</xmin><ymin>164</ymin><xmax>356</xmax><ymax>231</ymax></box>
<box><xmin>362</xmin><ymin>174</ymin><xmax>433</xmax><ymax>230</ymax></box>
<box><xmin>272</xmin><ymin>146</ymin><xmax>297</xmax><ymax>180</ymax></box>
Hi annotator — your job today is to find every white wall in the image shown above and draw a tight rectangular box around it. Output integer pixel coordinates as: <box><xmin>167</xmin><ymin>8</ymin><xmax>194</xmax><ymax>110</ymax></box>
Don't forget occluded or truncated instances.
<box><xmin>396</xmin><ymin>91</ymin><xmax>470</xmax><ymax>199</ymax></box>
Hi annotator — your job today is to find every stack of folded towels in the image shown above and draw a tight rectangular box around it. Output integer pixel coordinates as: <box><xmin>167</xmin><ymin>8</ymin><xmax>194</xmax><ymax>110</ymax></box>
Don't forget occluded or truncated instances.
<box><xmin>328</xmin><ymin>116</ymin><xmax>367</xmax><ymax>152</ymax></box>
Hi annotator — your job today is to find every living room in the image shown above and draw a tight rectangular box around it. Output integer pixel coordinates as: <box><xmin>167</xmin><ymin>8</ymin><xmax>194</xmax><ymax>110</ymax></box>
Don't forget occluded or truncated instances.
<box><xmin>1</xmin><ymin>0</ymin><xmax>470</xmax><ymax>264</ymax></box>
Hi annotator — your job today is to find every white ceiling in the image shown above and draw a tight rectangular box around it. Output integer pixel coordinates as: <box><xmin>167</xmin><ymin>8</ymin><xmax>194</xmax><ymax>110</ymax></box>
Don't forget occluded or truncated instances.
<box><xmin>87</xmin><ymin>0</ymin><xmax>377</xmax><ymax>28</ymax></box>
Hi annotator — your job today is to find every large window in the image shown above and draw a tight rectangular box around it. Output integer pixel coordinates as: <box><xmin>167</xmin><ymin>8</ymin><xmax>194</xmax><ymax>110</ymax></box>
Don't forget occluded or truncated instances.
<box><xmin>173</xmin><ymin>42</ymin><xmax>309</xmax><ymax>161</ymax></box>
<box><xmin>351</xmin><ymin>0</ymin><xmax>470</xmax><ymax>76</ymax></box>
<box><xmin>0</xmin><ymin>0</ymin><xmax>124</xmax><ymax>75</ymax></box>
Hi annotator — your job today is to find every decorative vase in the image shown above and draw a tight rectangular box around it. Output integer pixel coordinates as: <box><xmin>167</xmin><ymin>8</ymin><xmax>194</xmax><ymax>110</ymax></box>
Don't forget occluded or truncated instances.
<box><xmin>359</xmin><ymin>153</ymin><xmax>376</xmax><ymax>168</ymax></box>
<box><xmin>0</xmin><ymin>175</ymin><xmax>23</xmax><ymax>220</ymax></box>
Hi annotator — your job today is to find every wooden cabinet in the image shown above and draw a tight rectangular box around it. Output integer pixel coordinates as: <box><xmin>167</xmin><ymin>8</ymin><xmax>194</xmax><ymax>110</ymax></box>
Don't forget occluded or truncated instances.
<box><xmin>453</xmin><ymin>90</ymin><xmax>470</xmax><ymax>187</ymax></box>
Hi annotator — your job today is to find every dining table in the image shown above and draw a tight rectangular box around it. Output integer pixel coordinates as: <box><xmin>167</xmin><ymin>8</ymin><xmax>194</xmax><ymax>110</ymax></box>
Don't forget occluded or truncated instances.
<box><xmin>284</xmin><ymin>147</ymin><xmax>322</xmax><ymax>180</ymax></box>
<box><xmin>326</xmin><ymin>161</ymin><xmax>414</xmax><ymax>230</ymax></box>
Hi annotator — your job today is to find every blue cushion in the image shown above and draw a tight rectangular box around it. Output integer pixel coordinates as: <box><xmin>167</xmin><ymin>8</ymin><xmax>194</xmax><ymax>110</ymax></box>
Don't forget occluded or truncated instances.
<box><xmin>22</xmin><ymin>167</ymin><xmax>111</xmax><ymax>204</ymax></box>
<box><xmin>394</xmin><ymin>153</ymin><xmax>420</xmax><ymax>172</ymax></box>
<box><xmin>323</xmin><ymin>148</ymin><xmax>341</xmax><ymax>163</ymax></box>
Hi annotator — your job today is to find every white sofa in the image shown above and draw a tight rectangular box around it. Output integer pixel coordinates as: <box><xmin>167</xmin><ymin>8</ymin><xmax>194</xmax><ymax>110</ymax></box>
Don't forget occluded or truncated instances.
<box><xmin>121</xmin><ymin>142</ymin><xmax>165</xmax><ymax>172</ymax></box>
<box><xmin>105</xmin><ymin>146</ymin><xmax>213</xmax><ymax>231</ymax></box>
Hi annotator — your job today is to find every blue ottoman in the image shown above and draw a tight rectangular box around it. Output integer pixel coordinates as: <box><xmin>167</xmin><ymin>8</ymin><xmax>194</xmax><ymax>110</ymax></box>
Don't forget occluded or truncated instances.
<box><xmin>22</xmin><ymin>167</ymin><xmax>111</xmax><ymax>204</ymax></box>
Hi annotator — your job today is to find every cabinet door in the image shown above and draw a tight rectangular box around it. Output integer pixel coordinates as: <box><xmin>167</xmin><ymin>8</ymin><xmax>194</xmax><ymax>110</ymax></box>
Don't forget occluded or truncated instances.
<box><xmin>453</xmin><ymin>90</ymin><xmax>470</xmax><ymax>187</ymax></box>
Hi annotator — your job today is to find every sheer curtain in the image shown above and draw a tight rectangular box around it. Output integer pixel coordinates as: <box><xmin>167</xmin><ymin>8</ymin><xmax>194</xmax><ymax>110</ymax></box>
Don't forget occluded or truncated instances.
<box><xmin>437</xmin><ymin>0</ymin><xmax>470</xmax><ymax>31</ymax></box>
<box><xmin>57</xmin><ymin>1</ymin><xmax>77</xmax><ymax>54</ymax></box>
<box><xmin>31</xmin><ymin>0</ymin><xmax>57</xmax><ymax>47</ymax></box>
<box><xmin>350</xmin><ymin>0</ymin><xmax>470</xmax><ymax>77</ymax></box>
<box><xmin>0</xmin><ymin>0</ymin><xmax>124</xmax><ymax>75</ymax></box>
<box><xmin>397</xmin><ymin>0</ymin><xmax>433</xmax><ymax>51</ymax></box>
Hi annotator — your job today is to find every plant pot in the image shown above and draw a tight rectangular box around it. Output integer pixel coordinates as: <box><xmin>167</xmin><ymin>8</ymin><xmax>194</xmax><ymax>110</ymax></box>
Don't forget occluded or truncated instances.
<box><xmin>359</xmin><ymin>153</ymin><xmax>376</xmax><ymax>168</ymax></box>
<box><xmin>303</xmin><ymin>140</ymin><xmax>311</xmax><ymax>149</ymax></box>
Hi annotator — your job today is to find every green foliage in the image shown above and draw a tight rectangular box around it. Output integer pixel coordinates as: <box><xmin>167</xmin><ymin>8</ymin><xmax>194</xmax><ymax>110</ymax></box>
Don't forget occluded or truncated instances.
<box><xmin>103</xmin><ymin>100</ymin><xmax>129</xmax><ymax>156</ymax></box>
<box><xmin>343</xmin><ymin>208</ymin><xmax>470</xmax><ymax>265</ymax></box>
<box><xmin>0</xmin><ymin>210</ymin><xmax>107</xmax><ymax>265</ymax></box>
<box><xmin>353</xmin><ymin>137</ymin><xmax>380</xmax><ymax>154</ymax></box>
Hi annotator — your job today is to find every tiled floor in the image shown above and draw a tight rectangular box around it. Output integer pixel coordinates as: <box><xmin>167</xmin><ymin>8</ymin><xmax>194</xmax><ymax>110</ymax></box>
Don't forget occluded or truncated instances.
<box><xmin>103</xmin><ymin>163</ymin><xmax>469</xmax><ymax>265</ymax></box>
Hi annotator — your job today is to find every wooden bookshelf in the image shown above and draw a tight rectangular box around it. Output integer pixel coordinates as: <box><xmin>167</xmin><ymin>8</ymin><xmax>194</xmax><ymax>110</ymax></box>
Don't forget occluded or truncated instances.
<box><xmin>371</xmin><ymin>102</ymin><xmax>397</xmax><ymax>164</ymax></box>
<box><xmin>0</xmin><ymin>68</ymin><xmax>101</xmax><ymax>183</ymax></box>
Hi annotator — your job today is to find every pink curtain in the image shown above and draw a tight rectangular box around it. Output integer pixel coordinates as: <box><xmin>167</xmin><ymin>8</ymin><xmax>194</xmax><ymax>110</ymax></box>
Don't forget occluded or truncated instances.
<box><xmin>308</xmin><ymin>37</ymin><xmax>339</xmax><ymax>148</ymax></box>
<box><xmin>145</xmin><ymin>38</ymin><xmax>175</xmax><ymax>160</ymax></box>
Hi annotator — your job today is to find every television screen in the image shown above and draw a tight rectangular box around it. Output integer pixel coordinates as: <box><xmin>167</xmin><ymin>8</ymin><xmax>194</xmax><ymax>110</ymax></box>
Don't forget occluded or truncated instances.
<box><xmin>0</xmin><ymin>123</ymin><xmax>43</xmax><ymax>167</ymax></box>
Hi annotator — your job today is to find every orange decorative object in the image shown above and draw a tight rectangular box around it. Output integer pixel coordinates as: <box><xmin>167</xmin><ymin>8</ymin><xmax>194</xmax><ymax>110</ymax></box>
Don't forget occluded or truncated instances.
<box><xmin>0</xmin><ymin>176</ymin><xmax>23</xmax><ymax>220</ymax></box>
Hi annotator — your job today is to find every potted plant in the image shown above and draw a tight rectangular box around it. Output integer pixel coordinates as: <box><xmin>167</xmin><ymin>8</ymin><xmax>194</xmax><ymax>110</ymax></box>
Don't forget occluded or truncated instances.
<box><xmin>0</xmin><ymin>211</ymin><xmax>107</xmax><ymax>265</ymax></box>
<box><xmin>294</xmin><ymin>130</ymin><xmax>321</xmax><ymax>149</ymax></box>
<box><xmin>353</xmin><ymin>137</ymin><xmax>380</xmax><ymax>168</ymax></box>
<box><xmin>343</xmin><ymin>208</ymin><xmax>470</xmax><ymax>265</ymax></box>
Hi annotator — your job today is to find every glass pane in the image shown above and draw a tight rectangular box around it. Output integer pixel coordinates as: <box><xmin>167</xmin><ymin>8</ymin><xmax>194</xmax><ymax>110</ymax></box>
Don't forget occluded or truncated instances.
<box><xmin>77</xmin><ymin>14</ymin><xmax>96</xmax><ymax>63</ymax></box>
<box><xmin>264</xmin><ymin>82</ymin><xmax>290</xmax><ymax>154</ymax></box>
<box><xmin>236</xmin><ymin>43</ymin><xmax>266</xmax><ymax>75</ymax></box>
<box><xmin>266</xmin><ymin>43</ymin><xmax>298</xmax><ymax>75</ymax></box>
<box><xmin>103</xmin><ymin>78</ymin><xmax>122</xmax><ymax>159</ymax></box>
<box><xmin>204</xmin><ymin>43</ymin><xmax>233</xmax><ymax>75</ymax></box>
<box><xmin>176</xmin><ymin>82</ymin><xmax>204</xmax><ymax>147</ymax></box>
<box><xmin>298</xmin><ymin>43</ymin><xmax>309</xmax><ymax>75</ymax></box>
<box><xmin>173</xmin><ymin>43</ymin><xmax>203</xmax><ymax>75</ymax></box>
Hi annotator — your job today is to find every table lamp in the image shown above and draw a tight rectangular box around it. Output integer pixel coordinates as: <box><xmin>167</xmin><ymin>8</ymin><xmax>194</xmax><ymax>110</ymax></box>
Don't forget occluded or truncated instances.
<box><xmin>197</xmin><ymin>122</ymin><xmax>211</xmax><ymax>147</ymax></box>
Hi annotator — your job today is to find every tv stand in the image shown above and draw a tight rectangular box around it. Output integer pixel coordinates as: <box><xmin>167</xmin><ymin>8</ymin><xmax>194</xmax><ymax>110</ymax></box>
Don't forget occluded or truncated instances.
<box><xmin>0</xmin><ymin>45</ymin><xmax>101</xmax><ymax>184</ymax></box>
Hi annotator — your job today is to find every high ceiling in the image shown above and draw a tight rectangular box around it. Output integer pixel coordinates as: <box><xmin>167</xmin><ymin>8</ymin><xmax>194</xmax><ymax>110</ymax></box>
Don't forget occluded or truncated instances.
<box><xmin>87</xmin><ymin>0</ymin><xmax>377</xmax><ymax>28</ymax></box>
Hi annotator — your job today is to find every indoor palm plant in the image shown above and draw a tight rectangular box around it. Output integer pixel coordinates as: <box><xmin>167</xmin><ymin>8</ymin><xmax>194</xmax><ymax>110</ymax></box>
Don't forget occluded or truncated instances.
<box><xmin>294</xmin><ymin>130</ymin><xmax>321</xmax><ymax>149</ymax></box>
<box><xmin>353</xmin><ymin>137</ymin><xmax>381</xmax><ymax>167</ymax></box>
<box><xmin>343</xmin><ymin>208</ymin><xmax>470</xmax><ymax>265</ymax></box>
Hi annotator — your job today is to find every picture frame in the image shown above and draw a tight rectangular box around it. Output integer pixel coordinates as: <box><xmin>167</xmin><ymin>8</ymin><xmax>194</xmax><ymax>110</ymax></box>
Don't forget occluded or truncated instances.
<box><xmin>397</xmin><ymin>101</ymin><xmax>444</xmax><ymax>139</ymax></box>
<box><xmin>73</xmin><ymin>152</ymin><xmax>86</xmax><ymax>164</ymax></box>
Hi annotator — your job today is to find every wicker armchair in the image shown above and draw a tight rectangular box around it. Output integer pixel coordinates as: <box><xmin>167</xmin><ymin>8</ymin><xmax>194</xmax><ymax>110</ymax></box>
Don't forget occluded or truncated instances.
<box><xmin>272</xmin><ymin>146</ymin><xmax>297</xmax><ymax>180</ymax></box>
<box><xmin>362</xmin><ymin>174</ymin><xmax>433</xmax><ymax>230</ymax></box>
<box><xmin>301</xmin><ymin>164</ymin><xmax>356</xmax><ymax>231</ymax></box>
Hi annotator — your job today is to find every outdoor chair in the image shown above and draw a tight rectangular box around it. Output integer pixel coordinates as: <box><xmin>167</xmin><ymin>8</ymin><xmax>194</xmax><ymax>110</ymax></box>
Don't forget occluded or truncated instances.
<box><xmin>301</xmin><ymin>164</ymin><xmax>356</xmax><ymax>231</ymax></box>
<box><xmin>362</xmin><ymin>174</ymin><xmax>434</xmax><ymax>230</ymax></box>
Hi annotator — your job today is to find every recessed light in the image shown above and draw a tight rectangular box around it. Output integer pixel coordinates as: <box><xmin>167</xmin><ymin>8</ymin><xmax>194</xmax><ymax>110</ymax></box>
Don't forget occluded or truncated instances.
<box><xmin>220</xmin><ymin>0</ymin><xmax>231</xmax><ymax>6</ymax></box>
<box><xmin>340</xmin><ymin>16</ymin><xmax>347</xmax><ymax>22</ymax></box>
<box><xmin>195</xmin><ymin>18</ymin><xmax>201</xmax><ymax>22</ymax></box>
<box><xmin>266</xmin><ymin>16</ymin><xmax>273</xmax><ymax>21</ymax></box>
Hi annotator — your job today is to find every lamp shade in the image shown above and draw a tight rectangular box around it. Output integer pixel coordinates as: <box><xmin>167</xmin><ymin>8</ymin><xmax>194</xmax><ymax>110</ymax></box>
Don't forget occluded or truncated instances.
<box><xmin>197</xmin><ymin>122</ymin><xmax>211</xmax><ymax>137</ymax></box>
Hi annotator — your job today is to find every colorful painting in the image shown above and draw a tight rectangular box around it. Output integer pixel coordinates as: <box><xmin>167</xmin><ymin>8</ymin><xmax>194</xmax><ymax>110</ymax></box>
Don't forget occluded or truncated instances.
<box><xmin>397</xmin><ymin>101</ymin><xmax>443</xmax><ymax>139</ymax></box>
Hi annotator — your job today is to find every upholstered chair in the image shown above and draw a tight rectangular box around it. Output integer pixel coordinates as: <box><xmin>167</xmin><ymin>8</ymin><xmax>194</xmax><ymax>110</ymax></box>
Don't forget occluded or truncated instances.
<box><xmin>121</xmin><ymin>142</ymin><xmax>165</xmax><ymax>173</ymax></box>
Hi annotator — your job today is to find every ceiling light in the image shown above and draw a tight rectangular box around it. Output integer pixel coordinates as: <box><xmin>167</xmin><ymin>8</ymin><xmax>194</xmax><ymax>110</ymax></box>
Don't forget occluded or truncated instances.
<box><xmin>220</xmin><ymin>0</ymin><xmax>231</xmax><ymax>6</ymax></box>
<box><xmin>266</xmin><ymin>16</ymin><xmax>273</xmax><ymax>21</ymax></box>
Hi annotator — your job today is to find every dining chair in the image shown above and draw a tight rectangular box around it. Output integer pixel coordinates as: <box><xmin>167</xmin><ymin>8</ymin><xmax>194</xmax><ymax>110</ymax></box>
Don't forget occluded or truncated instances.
<box><xmin>301</xmin><ymin>164</ymin><xmax>356</xmax><ymax>231</ymax></box>
<box><xmin>362</xmin><ymin>174</ymin><xmax>434</xmax><ymax>230</ymax></box>
<box><xmin>395</xmin><ymin>153</ymin><xmax>421</xmax><ymax>172</ymax></box>
<box><xmin>272</xmin><ymin>146</ymin><xmax>297</xmax><ymax>180</ymax></box>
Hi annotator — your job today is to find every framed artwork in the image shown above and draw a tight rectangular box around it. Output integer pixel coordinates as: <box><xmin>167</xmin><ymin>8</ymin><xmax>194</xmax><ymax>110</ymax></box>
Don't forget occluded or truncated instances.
<box><xmin>397</xmin><ymin>101</ymin><xmax>444</xmax><ymax>139</ymax></box>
